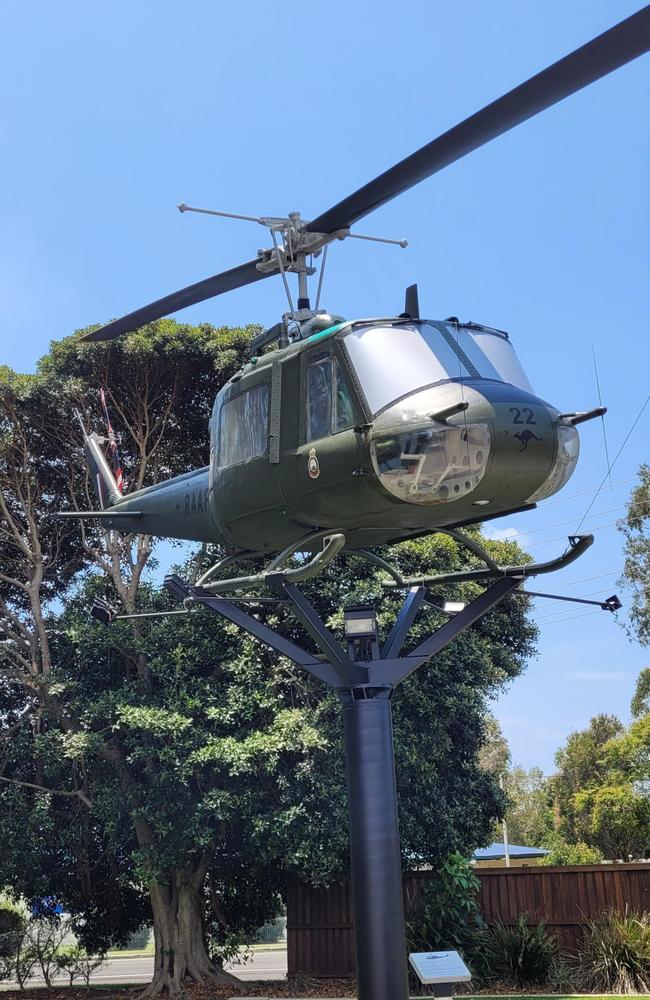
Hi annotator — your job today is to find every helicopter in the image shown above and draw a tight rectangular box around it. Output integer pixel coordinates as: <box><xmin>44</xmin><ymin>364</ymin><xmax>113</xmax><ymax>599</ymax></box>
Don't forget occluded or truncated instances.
<box><xmin>64</xmin><ymin>7</ymin><xmax>650</xmax><ymax>593</ymax></box>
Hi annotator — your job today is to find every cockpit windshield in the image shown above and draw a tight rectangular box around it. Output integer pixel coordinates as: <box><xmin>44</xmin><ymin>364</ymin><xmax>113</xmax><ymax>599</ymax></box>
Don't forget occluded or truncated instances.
<box><xmin>343</xmin><ymin>321</ymin><xmax>533</xmax><ymax>414</ymax></box>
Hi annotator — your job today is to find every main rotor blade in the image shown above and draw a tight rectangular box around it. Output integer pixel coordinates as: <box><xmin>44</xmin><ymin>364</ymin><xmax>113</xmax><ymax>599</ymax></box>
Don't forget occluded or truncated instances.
<box><xmin>307</xmin><ymin>6</ymin><xmax>650</xmax><ymax>234</ymax></box>
<box><xmin>81</xmin><ymin>258</ymin><xmax>269</xmax><ymax>342</ymax></box>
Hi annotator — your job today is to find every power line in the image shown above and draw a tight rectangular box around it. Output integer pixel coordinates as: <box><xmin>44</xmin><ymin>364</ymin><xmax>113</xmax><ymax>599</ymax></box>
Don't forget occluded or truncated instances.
<box><xmin>513</xmin><ymin>501</ymin><xmax>633</xmax><ymax>539</ymax></box>
<box><xmin>540</xmin><ymin>569</ymin><xmax>620</xmax><ymax>590</ymax></box>
<box><xmin>536</xmin><ymin>476</ymin><xmax>636</xmax><ymax>507</ymax></box>
<box><xmin>489</xmin><ymin>496</ymin><xmax>648</xmax><ymax>546</ymax></box>
<box><xmin>535</xmin><ymin>609</ymin><xmax>603</xmax><ymax>626</ymax></box>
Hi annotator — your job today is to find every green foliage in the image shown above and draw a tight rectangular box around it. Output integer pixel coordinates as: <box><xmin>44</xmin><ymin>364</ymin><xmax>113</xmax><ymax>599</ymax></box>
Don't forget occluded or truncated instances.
<box><xmin>538</xmin><ymin>834</ymin><xmax>604</xmax><ymax>866</ymax></box>
<box><xmin>550</xmin><ymin>713</ymin><xmax>650</xmax><ymax>860</ymax></box>
<box><xmin>476</xmin><ymin>914</ymin><xmax>559</xmax><ymax>987</ymax></box>
<box><xmin>26</xmin><ymin>916</ymin><xmax>70</xmax><ymax>988</ymax></box>
<box><xmin>478</xmin><ymin>714</ymin><xmax>511</xmax><ymax>777</ymax></box>
<box><xmin>503</xmin><ymin>766</ymin><xmax>553</xmax><ymax>847</ymax></box>
<box><xmin>0</xmin><ymin>903</ymin><xmax>25</xmax><ymax>980</ymax></box>
<box><xmin>619</xmin><ymin>464</ymin><xmax>650</xmax><ymax>647</ymax></box>
<box><xmin>406</xmin><ymin>852</ymin><xmax>484</xmax><ymax>955</ymax></box>
<box><xmin>631</xmin><ymin>666</ymin><xmax>650</xmax><ymax>718</ymax></box>
<box><xmin>56</xmin><ymin>943</ymin><xmax>106</xmax><ymax>987</ymax></box>
<box><xmin>550</xmin><ymin>714</ymin><xmax>625</xmax><ymax>853</ymax></box>
<box><xmin>578</xmin><ymin>909</ymin><xmax>650</xmax><ymax>994</ymax></box>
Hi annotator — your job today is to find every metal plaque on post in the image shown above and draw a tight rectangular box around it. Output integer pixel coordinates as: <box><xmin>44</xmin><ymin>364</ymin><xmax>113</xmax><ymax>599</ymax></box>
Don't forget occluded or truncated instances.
<box><xmin>409</xmin><ymin>949</ymin><xmax>472</xmax><ymax>989</ymax></box>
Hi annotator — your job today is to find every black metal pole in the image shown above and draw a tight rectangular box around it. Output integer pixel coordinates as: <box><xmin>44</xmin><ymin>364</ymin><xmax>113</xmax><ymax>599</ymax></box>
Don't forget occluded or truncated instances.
<box><xmin>341</xmin><ymin>689</ymin><xmax>409</xmax><ymax>1000</ymax></box>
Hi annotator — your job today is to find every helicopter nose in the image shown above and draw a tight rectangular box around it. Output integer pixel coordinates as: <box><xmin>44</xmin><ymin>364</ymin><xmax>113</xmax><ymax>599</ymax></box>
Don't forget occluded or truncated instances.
<box><xmin>369</xmin><ymin>383</ymin><xmax>493</xmax><ymax>505</ymax></box>
<box><xmin>369</xmin><ymin>382</ymin><xmax>579</xmax><ymax>507</ymax></box>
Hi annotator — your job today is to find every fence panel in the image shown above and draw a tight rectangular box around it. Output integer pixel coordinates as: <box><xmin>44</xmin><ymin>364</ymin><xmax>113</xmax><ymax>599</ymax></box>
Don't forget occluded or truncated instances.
<box><xmin>287</xmin><ymin>863</ymin><xmax>650</xmax><ymax>978</ymax></box>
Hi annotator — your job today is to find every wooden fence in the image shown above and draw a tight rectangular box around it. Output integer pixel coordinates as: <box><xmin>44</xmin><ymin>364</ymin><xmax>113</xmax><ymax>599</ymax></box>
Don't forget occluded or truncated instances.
<box><xmin>287</xmin><ymin>863</ymin><xmax>650</xmax><ymax>979</ymax></box>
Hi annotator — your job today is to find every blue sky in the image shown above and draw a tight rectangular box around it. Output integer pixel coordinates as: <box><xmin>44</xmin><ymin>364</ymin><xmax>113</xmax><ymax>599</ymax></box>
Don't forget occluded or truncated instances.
<box><xmin>1</xmin><ymin>0</ymin><xmax>648</xmax><ymax>772</ymax></box>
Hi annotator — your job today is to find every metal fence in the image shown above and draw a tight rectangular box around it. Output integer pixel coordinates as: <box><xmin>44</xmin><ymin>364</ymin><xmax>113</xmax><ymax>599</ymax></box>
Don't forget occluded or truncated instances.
<box><xmin>254</xmin><ymin>915</ymin><xmax>287</xmax><ymax>945</ymax></box>
<box><xmin>287</xmin><ymin>862</ymin><xmax>650</xmax><ymax>978</ymax></box>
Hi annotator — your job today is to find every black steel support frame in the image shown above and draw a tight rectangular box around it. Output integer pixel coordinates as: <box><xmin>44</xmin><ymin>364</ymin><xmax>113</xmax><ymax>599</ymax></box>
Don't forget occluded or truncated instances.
<box><xmin>165</xmin><ymin>570</ymin><xmax>522</xmax><ymax>1000</ymax></box>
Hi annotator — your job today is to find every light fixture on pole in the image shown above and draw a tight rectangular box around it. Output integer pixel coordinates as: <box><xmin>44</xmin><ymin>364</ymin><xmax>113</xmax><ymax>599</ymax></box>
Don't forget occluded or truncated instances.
<box><xmin>343</xmin><ymin>605</ymin><xmax>379</xmax><ymax>661</ymax></box>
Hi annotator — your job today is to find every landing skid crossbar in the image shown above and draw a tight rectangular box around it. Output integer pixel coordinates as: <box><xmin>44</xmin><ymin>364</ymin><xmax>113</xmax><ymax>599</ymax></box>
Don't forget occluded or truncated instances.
<box><xmin>190</xmin><ymin>529</ymin><xmax>594</xmax><ymax>600</ymax></box>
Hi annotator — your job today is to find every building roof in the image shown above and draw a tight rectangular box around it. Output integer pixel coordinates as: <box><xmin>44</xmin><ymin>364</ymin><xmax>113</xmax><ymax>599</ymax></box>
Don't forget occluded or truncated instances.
<box><xmin>473</xmin><ymin>842</ymin><xmax>550</xmax><ymax>861</ymax></box>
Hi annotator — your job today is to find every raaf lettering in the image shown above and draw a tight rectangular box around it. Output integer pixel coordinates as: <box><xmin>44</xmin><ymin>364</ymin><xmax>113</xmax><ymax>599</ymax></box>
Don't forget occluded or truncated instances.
<box><xmin>184</xmin><ymin>487</ymin><xmax>211</xmax><ymax>516</ymax></box>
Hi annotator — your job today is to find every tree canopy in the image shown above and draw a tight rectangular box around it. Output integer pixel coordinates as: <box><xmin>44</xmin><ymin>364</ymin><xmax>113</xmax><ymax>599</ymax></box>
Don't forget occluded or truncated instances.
<box><xmin>550</xmin><ymin>713</ymin><xmax>650</xmax><ymax>860</ymax></box>
<box><xmin>619</xmin><ymin>464</ymin><xmax>650</xmax><ymax>647</ymax></box>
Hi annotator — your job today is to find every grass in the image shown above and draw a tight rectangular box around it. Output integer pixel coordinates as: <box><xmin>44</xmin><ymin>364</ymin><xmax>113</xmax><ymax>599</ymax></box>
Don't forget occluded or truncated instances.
<box><xmin>106</xmin><ymin>946</ymin><xmax>154</xmax><ymax>958</ymax></box>
<box><xmin>106</xmin><ymin>940</ymin><xmax>287</xmax><ymax>958</ymax></box>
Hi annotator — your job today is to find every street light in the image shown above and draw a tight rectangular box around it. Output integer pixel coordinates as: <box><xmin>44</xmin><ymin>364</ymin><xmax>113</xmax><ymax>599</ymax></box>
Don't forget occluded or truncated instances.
<box><xmin>90</xmin><ymin>598</ymin><xmax>118</xmax><ymax>624</ymax></box>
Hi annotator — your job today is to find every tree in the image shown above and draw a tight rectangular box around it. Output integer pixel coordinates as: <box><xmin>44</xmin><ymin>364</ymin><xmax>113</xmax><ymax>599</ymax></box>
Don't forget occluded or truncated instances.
<box><xmin>631</xmin><ymin>666</ymin><xmax>650</xmax><ymax>719</ymax></box>
<box><xmin>619</xmin><ymin>464</ymin><xmax>650</xmax><ymax>646</ymax></box>
<box><xmin>550</xmin><ymin>714</ymin><xmax>624</xmax><ymax>847</ymax></box>
<box><xmin>550</xmin><ymin>714</ymin><xmax>650</xmax><ymax>860</ymax></box>
<box><xmin>0</xmin><ymin>321</ymin><xmax>259</xmax><ymax>994</ymax></box>
<box><xmin>477</xmin><ymin>723</ymin><xmax>553</xmax><ymax>848</ymax></box>
<box><xmin>503</xmin><ymin>767</ymin><xmax>553</xmax><ymax>847</ymax></box>
<box><xmin>478</xmin><ymin>715</ymin><xmax>511</xmax><ymax>778</ymax></box>
<box><xmin>0</xmin><ymin>323</ymin><xmax>538</xmax><ymax>994</ymax></box>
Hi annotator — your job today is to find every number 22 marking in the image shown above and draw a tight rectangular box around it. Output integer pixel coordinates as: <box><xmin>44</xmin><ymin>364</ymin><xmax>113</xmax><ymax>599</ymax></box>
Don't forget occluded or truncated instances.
<box><xmin>510</xmin><ymin>407</ymin><xmax>536</xmax><ymax>425</ymax></box>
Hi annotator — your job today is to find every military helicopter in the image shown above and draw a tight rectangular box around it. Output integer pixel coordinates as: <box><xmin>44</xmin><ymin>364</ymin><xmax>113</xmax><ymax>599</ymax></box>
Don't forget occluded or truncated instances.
<box><xmin>66</xmin><ymin>7</ymin><xmax>650</xmax><ymax>593</ymax></box>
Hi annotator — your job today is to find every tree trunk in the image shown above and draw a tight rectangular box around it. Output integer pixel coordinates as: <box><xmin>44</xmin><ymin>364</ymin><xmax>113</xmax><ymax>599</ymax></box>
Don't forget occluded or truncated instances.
<box><xmin>142</xmin><ymin>869</ymin><xmax>245</xmax><ymax>997</ymax></box>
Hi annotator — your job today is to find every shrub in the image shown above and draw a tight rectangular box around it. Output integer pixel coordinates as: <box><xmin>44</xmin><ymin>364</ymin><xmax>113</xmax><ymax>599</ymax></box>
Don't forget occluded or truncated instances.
<box><xmin>477</xmin><ymin>913</ymin><xmax>559</xmax><ymax>986</ymax></box>
<box><xmin>405</xmin><ymin>852</ymin><xmax>485</xmax><ymax>955</ymax></box>
<box><xmin>28</xmin><ymin>916</ymin><xmax>70</xmax><ymax>987</ymax></box>
<box><xmin>539</xmin><ymin>834</ymin><xmax>604</xmax><ymax>866</ymax></box>
<box><xmin>0</xmin><ymin>904</ymin><xmax>26</xmax><ymax>981</ymax></box>
<box><xmin>57</xmin><ymin>944</ymin><xmax>106</xmax><ymax>987</ymax></box>
<box><xmin>578</xmin><ymin>909</ymin><xmax>650</xmax><ymax>994</ymax></box>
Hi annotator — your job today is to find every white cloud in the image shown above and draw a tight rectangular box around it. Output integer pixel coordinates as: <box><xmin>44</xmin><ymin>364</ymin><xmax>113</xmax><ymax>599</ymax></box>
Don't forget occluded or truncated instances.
<box><xmin>570</xmin><ymin>670</ymin><xmax>627</xmax><ymax>682</ymax></box>
<box><xmin>483</xmin><ymin>525</ymin><xmax>530</xmax><ymax>546</ymax></box>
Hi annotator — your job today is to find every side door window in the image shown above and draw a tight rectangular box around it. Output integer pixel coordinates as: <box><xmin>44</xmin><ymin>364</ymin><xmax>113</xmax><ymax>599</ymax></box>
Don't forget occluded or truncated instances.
<box><xmin>219</xmin><ymin>383</ymin><xmax>270</xmax><ymax>468</ymax></box>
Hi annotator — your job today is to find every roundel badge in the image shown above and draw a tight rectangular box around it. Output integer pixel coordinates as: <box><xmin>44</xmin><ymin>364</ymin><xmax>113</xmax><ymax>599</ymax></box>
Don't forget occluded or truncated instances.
<box><xmin>307</xmin><ymin>447</ymin><xmax>320</xmax><ymax>479</ymax></box>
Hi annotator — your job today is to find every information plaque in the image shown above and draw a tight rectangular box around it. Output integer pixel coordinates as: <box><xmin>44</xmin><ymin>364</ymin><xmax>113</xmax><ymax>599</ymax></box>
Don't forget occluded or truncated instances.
<box><xmin>409</xmin><ymin>949</ymin><xmax>472</xmax><ymax>986</ymax></box>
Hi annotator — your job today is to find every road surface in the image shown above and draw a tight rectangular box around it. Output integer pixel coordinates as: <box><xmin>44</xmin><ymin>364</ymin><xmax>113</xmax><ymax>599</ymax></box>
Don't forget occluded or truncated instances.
<box><xmin>3</xmin><ymin>949</ymin><xmax>288</xmax><ymax>987</ymax></box>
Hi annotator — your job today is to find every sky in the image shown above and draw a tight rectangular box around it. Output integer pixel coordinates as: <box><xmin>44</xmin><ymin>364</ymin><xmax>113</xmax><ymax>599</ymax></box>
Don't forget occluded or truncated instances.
<box><xmin>1</xmin><ymin>0</ymin><xmax>648</xmax><ymax>773</ymax></box>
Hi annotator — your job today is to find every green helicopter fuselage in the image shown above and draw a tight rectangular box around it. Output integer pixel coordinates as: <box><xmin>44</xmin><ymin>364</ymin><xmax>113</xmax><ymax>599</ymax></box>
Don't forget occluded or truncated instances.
<box><xmin>101</xmin><ymin>317</ymin><xmax>579</xmax><ymax>554</ymax></box>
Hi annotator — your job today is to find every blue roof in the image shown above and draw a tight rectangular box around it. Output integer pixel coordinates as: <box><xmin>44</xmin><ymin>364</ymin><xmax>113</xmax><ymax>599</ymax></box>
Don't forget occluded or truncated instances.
<box><xmin>473</xmin><ymin>842</ymin><xmax>550</xmax><ymax>861</ymax></box>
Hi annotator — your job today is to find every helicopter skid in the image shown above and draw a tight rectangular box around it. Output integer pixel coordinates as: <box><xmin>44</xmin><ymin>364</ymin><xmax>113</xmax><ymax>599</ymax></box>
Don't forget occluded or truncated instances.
<box><xmin>190</xmin><ymin>527</ymin><xmax>593</xmax><ymax>599</ymax></box>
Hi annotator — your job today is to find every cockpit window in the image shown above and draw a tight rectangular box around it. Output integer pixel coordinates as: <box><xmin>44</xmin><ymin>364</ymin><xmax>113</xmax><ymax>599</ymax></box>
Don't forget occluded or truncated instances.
<box><xmin>343</xmin><ymin>321</ymin><xmax>533</xmax><ymax>414</ymax></box>
<box><xmin>306</xmin><ymin>358</ymin><xmax>332</xmax><ymax>441</ymax></box>
<box><xmin>334</xmin><ymin>359</ymin><xmax>355</xmax><ymax>432</ymax></box>
<box><xmin>462</xmin><ymin>326</ymin><xmax>533</xmax><ymax>394</ymax></box>
<box><xmin>306</xmin><ymin>356</ymin><xmax>355</xmax><ymax>440</ymax></box>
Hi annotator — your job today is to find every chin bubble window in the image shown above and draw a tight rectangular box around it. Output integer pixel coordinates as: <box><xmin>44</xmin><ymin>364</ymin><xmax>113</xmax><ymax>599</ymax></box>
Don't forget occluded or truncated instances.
<box><xmin>371</xmin><ymin>422</ymin><xmax>491</xmax><ymax>505</ymax></box>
